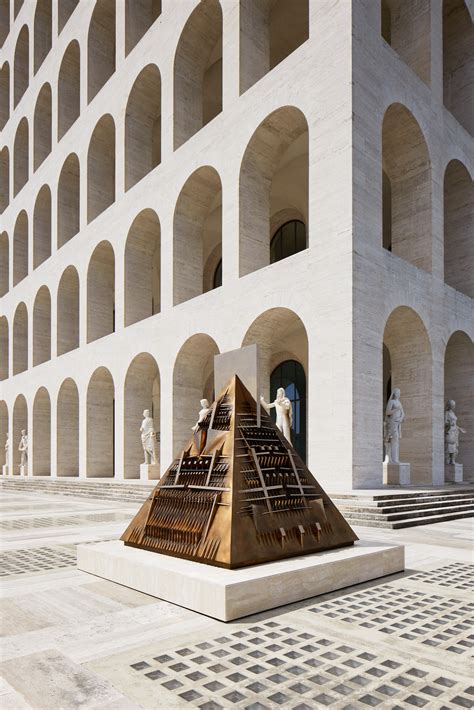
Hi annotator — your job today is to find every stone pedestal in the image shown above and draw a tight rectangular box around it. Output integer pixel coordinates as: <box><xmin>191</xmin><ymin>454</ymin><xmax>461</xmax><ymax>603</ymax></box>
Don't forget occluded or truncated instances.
<box><xmin>140</xmin><ymin>463</ymin><xmax>160</xmax><ymax>481</ymax></box>
<box><xmin>2</xmin><ymin>465</ymin><xmax>7</xmax><ymax>476</ymax></box>
<box><xmin>383</xmin><ymin>462</ymin><xmax>411</xmax><ymax>485</ymax></box>
<box><xmin>19</xmin><ymin>465</ymin><xmax>27</xmax><ymax>476</ymax></box>
<box><xmin>445</xmin><ymin>463</ymin><xmax>463</xmax><ymax>483</ymax></box>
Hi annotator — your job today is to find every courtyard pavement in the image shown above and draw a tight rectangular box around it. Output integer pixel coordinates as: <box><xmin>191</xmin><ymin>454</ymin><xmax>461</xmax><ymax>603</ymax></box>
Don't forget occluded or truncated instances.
<box><xmin>0</xmin><ymin>489</ymin><xmax>472</xmax><ymax>709</ymax></box>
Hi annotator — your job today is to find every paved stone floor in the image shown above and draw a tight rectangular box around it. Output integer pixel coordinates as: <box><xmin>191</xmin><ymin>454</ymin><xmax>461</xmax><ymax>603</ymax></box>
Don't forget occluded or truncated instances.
<box><xmin>0</xmin><ymin>490</ymin><xmax>472</xmax><ymax>709</ymax></box>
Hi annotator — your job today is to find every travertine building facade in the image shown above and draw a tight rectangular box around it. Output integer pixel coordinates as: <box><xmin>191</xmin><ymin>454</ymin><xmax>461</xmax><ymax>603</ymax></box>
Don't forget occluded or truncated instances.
<box><xmin>0</xmin><ymin>0</ymin><xmax>472</xmax><ymax>489</ymax></box>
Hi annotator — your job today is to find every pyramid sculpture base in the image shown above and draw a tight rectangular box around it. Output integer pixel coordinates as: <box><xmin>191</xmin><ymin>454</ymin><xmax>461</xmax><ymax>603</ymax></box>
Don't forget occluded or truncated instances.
<box><xmin>77</xmin><ymin>539</ymin><xmax>404</xmax><ymax>622</ymax></box>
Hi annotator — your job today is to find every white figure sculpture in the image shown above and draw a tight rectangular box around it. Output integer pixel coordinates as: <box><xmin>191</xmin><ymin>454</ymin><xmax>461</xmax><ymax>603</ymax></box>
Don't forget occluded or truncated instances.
<box><xmin>140</xmin><ymin>410</ymin><xmax>157</xmax><ymax>465</ymax></box>
<box><xmin>18</xmin><ymin>430</ymin><xmax>28</xmax><ymax>468</ymax></box>
<box><xmin>384</xmin><ymin>389</ymin><xmax>405</xmax><ymax>464</ymax></box>
<box><xmin>445</xmin><ymin>400</ymin><xmax>465</xmax><ymax>465</ymax></box>
<box><xmin>192</xmin><ymin>399</ymin><xmax>212</xmax><ymax>433</ymax></box>
<box><xmin>260</xmin><ymin>387</ymin><xmax>293</xmax><ymax>443</ymax></box>
<box><xmin>4</xmin><ymin>433</ymin><xmax>9</xmax><ymax>474</ymax></box>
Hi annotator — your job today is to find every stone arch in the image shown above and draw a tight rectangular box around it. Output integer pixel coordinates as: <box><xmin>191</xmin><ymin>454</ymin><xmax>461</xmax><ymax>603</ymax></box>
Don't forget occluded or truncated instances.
<box><xmin>383</xmin><ymin>306</ymin><xmax>432</xmax><ymax>484</ymax></box>
<box><xmin>0</xmin><ymin>231</ymin><xmax>9</xmax><ymax>296</ymax></box>
<box><xmin>87</xmin><ymin>366</ymin><xmax>115</xmax><ymax>477</ymax></box>
<box><xmin>0</xmin><ymin>316</ymin><xmax>8</xmax><ymax>380</ymax></box>
<box><xmin>33</xmin><ymin>387</ymin><xmax>51</xmax><ymax>475</ymax></box>
<box><xmin>87</xmin><ymin>240</ymin><xmax>115</xmax><ymax>343</ymax></box>
<box><xmin>240</xmin><ymin>0</ymin><xmax>309</xmax><ymax>93</ymax></box>
<box><xmin>173</xmin><ymin>166</ymin><xmax>222</xmax><ymax>305</ymax></box>
<box><xmin>173</xmin><ymin>0</ymin><xmax>222</xmax><ymax>149</ymax></box>
<box><xmin>0</xmin><ymin>1</ymin><xmax>9</xmax><ymax>47</ymax></box>
<box><xmin>12</xmin><ymin>394</ymin><xmax>27</xmax><ymax>474</ymax></box>
<box><xmin>124</xmin><ymin>209</ymin><xmax>160</xmax><ymax>326</ymax></box>
<box><xmin>0</xmin><ymin>400</ymin><xmax>7</xmax><ymax>470</ymax></box>
<box><xmin>57</xmin><ymin>378</ymin><xmax>79</xmax><ymax>476</ymax></box>
<box><xmin>0</xmin><ymin>62</ymin><xmax>9</xmax><ymax>130</ymax></box>
<box><xmin>444</xmin><ymin>331</ymin><xmax>473</xmax><ymax>478</ymax></box>
<box><xmin>14</xmin><ymin>25</ymin><xmax>29</xmax><ymax>107</ymax></box>
<box><xmin>33</xmin><ymin>285</ymin><xmax>51</xmax><ymax>366</ymax></box>
<box><xmin>239</xmin><ymin>106</ymin><xmax>308</xmax><ymax>276</ymax></box>
<box><xmin>34</xmin><ymin>0</ymin><xmax>52</xmax><ymax>73</ymax></box>
<box><xmin>125</xmin><ymin>0</ymin><xmax>161</xmax><ymax>55</ymax></box>
<box><xmin>57</xmin><ymin>153</ymin><xmax>80</xmax><ymax>247</ymax></box>
<box><xmin>380</xmin><ymin>0</ymin><xmax>430</xmax><ymax>85</ymax></box>
<box><xmin>34</xmin><ymin>83</ymin><xmax>52</xmax><ymax>170</ymax></box>
<box><xmin>13</xmin><ymin>210</ymin><xmax>28</xmax><ymax>286</ymax></box>
<box><xmin>0</xmin><ymin>146</ymin><xmax>8</xmax><ymax>213</ymax></box>
<box><xmin>33</xmin><ymin>184</ymin><xmax>51</xmax><ymax>268</ymax></box>
<box><xmin>13</xmin><ymin>302</ymin><xmax>28</xmax><ymax>375</ymax></box>
<box><xmin>444</xmin><ymin>160</ymin><xmax>473</xmax><ymax>297</ymax></box>
<box><xmin>14</xmin><ymin>0</ymin><xmax>23</xmax><ymax>18</ymax></box>
<box><xmin>125</xmin><ymin>64</ymin><xmax>161</xmax><ymax>190</ymax></box>
<box><xmin>172</xmin><ymin>334</ymin><xmax>219</xmax><ymax>455</ymax></box>
<box><xmin>13</xmin><ymin>117</ymin><xmax>28</xmax><ymax>196</ymax></box>
<box><xmin>124</xmin><ymin>353</ymin><xmax>160</xmax><ymax>479</ymax></box>
<box><xmin>58</xmin><ymin>41</ymin><xmax>80</xmax><ymax>140</ymax></box>
<box><xmin>87</xmin><ymin>114</ymin><xmax>115</xmax><ymax>222</ymax></box>
<box><xmin>58</xmin><ymin>0</ymin><xmax>79</xmax><ymax>33</ymax></box>
<box><xmin>382</xmin><ymin>103</ymin><xmax>432</xmax><ymax>272</ymax></box>
<box><xmin>57</xmin><ymin>265</ymin><xmax>79</xmax><ymax>355</ymax></box>
<box><xmin>87</xmin><ymin>0</ymin><xmax>115</xmax><ymax>103</ymax></box>
<box><xmin>443</xmin><ymin>0</ymin><xmax>473</xmax><ymax>135</ymax></box>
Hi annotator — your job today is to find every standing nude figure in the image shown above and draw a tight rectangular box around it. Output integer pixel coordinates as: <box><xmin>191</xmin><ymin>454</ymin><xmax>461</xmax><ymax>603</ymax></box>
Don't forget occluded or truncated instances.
<box><xmin>140</xmin><ymin>410</ymin><xmax>157</xmax><ymax>465</ymax></box>
<box><xmin>445</xmin><ymin>400</ymin><xmax>465</xmax><ymax>464</ymax></box>
<box><xmin>260</xmin><ymin>387</ymin><xmax>293</xmax><ymax>443</ymax></box>
<box><xmin>384</xmin><ymin>389</ymin><xmax>405</xmax><ymax>463</ymax></box>
<box><xmin>18</xmin><ymin>430</ymin><xmax>28</xmax><ymax>468</ymax></box>
<box><xmin>192</xmin><ymin>399</ymin><xmax>212</xmax><ymax>433</ymax></box>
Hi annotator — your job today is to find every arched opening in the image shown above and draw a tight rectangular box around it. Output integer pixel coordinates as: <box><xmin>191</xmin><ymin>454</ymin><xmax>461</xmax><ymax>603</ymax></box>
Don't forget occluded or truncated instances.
<box><xmin>0</xmin><ymin>401</ymin><xmax>7</xmax><ymax>471</ymax></box>
<box><xmin>443</xmin><ymin>0</ymin><xmax>473</xmax><ymax>134</ymax></box>
<box><xmin>57</xmin><ymin>153</ymin><xmax>80</xmax><ymax>247</ymax></box>
<box><xmin>383</xmin><ymin>306</ymin><xmax>432</xmax><ymax>484</ymax></box>
<box><xmin>33</xmin><ymin>83</ymin><xmax>52</xmax><ymax>170</ymax></box>
<box><xmin>174</xmin><ymin>166</ymin><xmax>222</xmax><ymax>305</ymax></box>
<box><xmin>87</xmin><ymin>114</ymin><xmax>115</xmax><ymax>222</ymax></box>
<box><xmin>58</xmin><ymin>0</ymin><xmax>79</xmax><ymax>33</ymax></box>
<box><xmin>13</xmin><ymin>210</ymin><xmax>28</xmax><ymax>286</ymax></box>
<box><xmin>14</xmin><ymin>117</ymin><xmax>29</xmax><ymax>196</ymax></box>
<box><xmin>34</xmin><ymin>0</ymin><xmax>52</xmax><ymax>73</ymax></box>
<box><xmin>0</xmin><ymin>316</ymin><xmax>8</xmax><ymax>380</ymax></box>
<box><xmin>444</xmin><ymin>160</ymin><xmax>473</xmax><ymax>297</ymax></box>
<box><xmin>87</xmin><ymin>240</ymin><xmax>115</xmax><ymax>343</ymax></box>
<box><xmin>13</xmin><ymin>302</ymin><xmax>28</xmax><ymax>375</ymax></box>
<box><xmin>382</xmin><ymin>104</ymin><xmax>432</xmax><ymax>272</ymax></box>
<box><xmin>58</xmin><ymin>41</ymin><xmax>80</xmax><ymax>140</ymax></box>
<box><xmin>12</xmin><ymin>395</ymin><xmax>27</xmax><ymax>474</ymax></box>
<box><xmin>379</xmin><ymin>0</ymin><xmax>430</xmax><ymax>85</ymax></box>
<box><xmin>0</xmin><ymin>62</ymin><xmax>9</xmax><ymax>130</ymax></box>
<box><xmin>174</xmin><ymin>0</ymin><xmax>222</xmax><ymax>149</ymax></box>
<box><xmin>382</xmin><ymin>170</ymin><xmax>392</xmax><ymax>250</ymax></box>
<box><xmin>125</xmin><ymin>64</ymin><xmax>161</xmax><ymax>190</ymax></box>
<box><xmin>87</xmin><ymin>0</ymin><xmax>116</xmax><ymax>103</ymax></box>
<box><xmin>239</xmin><ymin>106</ymin><xmax>308</xmax><ymax>276</ymax></box>
<box><xmin>0</xmin><ymin>231</ymin><xmax>9</xmax><ymax>296</ymax></box>
<box><xmin>172</xmin><ymin>334</ymin><xmax>219</xmax><ymax>455</ymax></box>
<box><xmin>124</xmin><ymin>353</ymin><xmax>160</xmax><ymax>479</ymax></box>
<box><xmin>57</xmin><ymin>378</ymin><xmax>79</xmax><ymax>476</ymax></box>
<box><xmin>125</xmin><ymin>0</ymin><xmax>161</xmax><ymax>55</ymax></box>
<box><xmin>270</xmin><ymin>219</ymin><xmax>306</xmax><ymax>264</ymax></box>
<box><xmin>0</xmin><ymin>1</ymin><xmax>9</xmax><ymax>47</ymax></box>
<box><xmin>124</xmin><ymin>209</ymin><xmax>160</xmax><ymax>326</ymax></box>
<box><xmin>242</xmin><ymin>307</ymin><xmax>308</xmax><ymax>459</ymax></box>
<box><xmin>33</xmin><ymin>184</ymin><xmax>51</xmax><ymax>268</ymax></box>
<box><xmin>33</xmin><ymin>387</ymin><xmax>51</xmax><ymax>475</ymax></box>
<box><xmin>33</xmin><ymin>285</ymin><xmax>51</xmax><ymax>366</ymax></box>
<box><xmin>87</xmin><ymin>367</ymin><xmax>115</xmax><ymax>477</ymax></box>
<box><xmin>14</xmin><ymin>25</ymin><xmax>29</xmax><ymax>107</ymax></box>
<box><xmin>240</xmin><ymin>0</ymin><xmax>309</xmax><ymax>93</ymax></box>
<box><xmin>0</xmin><ymin>147</ymin><xmax>8</xmax><ymax>213</ymax></box>
<box><xmin>57</xmin><ymin>265</ymin><xmax>79</xmax><ymax>355</ymax></box>
<box><xmin>444</xmin><ymin>331</ymin><xmax>474</xmax><ymax>477</ymax></box>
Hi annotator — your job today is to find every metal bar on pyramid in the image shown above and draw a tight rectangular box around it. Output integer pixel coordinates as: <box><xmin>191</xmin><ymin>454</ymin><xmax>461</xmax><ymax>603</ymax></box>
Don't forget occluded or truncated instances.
<box><xmin>208</xmin><ymin>400</ymin><xmax>219</xmax><ymax>431</ymax></box>
<box><xmin>174</xmin><ymin>448</ymin><xmax>188</xmax><ymax>485</ymax></box>
<box><xmin>250</xmin><ymin>447</ymin><xmax>272</xmax><ymax>513</ymax></box>
<box><xmin>287</xmin><ymin>449</ymin><xmax>307</xmax><ymax>500</ymax></box>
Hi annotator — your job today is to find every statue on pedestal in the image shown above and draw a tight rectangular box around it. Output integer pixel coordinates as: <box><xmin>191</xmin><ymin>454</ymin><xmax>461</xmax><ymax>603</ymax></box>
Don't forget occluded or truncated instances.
<box><xmin>384</xmin><ymin>389</ymin><xmax>405</xmax><ymax>464</ymax></box>
<box><xmin>191</xmin><ymin>399</ymin><xmax>212</xmax><ymax>433</ymax></box>
<box><xmin>260</xmin><ymin>387</ymin><xmax>293</xmax><ymax>443</ymax></box>
<box><xmin>140</xmin><ymin>410</ymin><xmax>157</xmax><ymax>465</ymax></box>
<box><xmin>19</xmin><ymin>430</ymin><xmax>28</xmax><ymax>468</ymax></box>
<box><xmin>445</xmin><ymin>400</ymin><xmax>465</xmax><ymax>465</ymax></box>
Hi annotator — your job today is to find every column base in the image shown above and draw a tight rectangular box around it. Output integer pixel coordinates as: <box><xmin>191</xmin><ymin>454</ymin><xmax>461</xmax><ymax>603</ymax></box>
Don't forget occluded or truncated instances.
<box><xmin>2</xmin><ymin>465</ymin><xmax>8</xmax><ymax>476</ymax></box>
<box><xmin>140</xmin><ymin>463</ymin><xmax>160</xmax><ymax>480</ymax></box>
<box><xmin>19</xmin><ymin>465</ymin><xmax>27</xmax><ymax>476</ymax></box>
<box><xmin>445</xmin><ymin>463</ymin><xmax>463</xmax><ymax>483</ymax></box>
<box><xmin>383</xmin><ymin>462</ymin><xmax>411</xmax><ymax>486</ymax></box>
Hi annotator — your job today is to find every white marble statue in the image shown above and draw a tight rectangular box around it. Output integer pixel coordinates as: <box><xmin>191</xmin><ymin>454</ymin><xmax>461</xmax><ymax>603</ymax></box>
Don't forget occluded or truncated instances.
<box><xmin>192</xmin><ymin>399</ymin><xmax>212</xmax><ymax>433</ymax></box>
<box><xmin>140</xmin><ymin>410</ymin><xmax>157</xmax><ymax>465</ymax></box>
<box><xmin>445</xmin><ymin>400</ymin><xmax>465</xmax><ymax>465</ymax></box>
<box><xmin>5</xmin><ymin>433</ymin><xmax>8</xmax><ymax>458</ymax></box>
<box><xmin>260</xmin><ymin>387</ymin><xmax>293</xmax><ymax>443</ymax></box>
<box><xmin>18</xmin><ymin>430</ymin><xmax>28</xmax><ymax>468</ymax></box>
<box><xmin>384</xmin><ymin>389</ymin><xmax>405</xmax><ymax>464</ymax></box>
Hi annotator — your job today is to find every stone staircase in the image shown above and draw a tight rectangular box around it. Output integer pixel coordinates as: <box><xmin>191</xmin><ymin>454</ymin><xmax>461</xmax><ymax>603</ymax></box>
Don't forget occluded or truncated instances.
<box><xmin>331</xmin><ymin>487</ymin><xmax>474</xmax><ymax>528</ymax></box>
<box><xmin>0</xmin><ymin>476</ymin><xmax>154</xmax><ymax>504</ymax></box>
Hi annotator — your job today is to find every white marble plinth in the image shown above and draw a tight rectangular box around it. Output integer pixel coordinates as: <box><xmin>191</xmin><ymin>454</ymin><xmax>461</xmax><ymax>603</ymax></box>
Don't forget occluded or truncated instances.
<box><xmin>445</xmin><ymin>463</ymin><xmax>463</xmax><ymax>483</ymax></box>
<box><xmin>140</xmin><ymin>463</ymin><xmax>160</xmax><ymax>480</ymax></box>
<box><xmin>383</xmin><ymin>462</ymin><xmax>411</xmax><ymax>485</ymax></box>
<box><xmin>2</xmin><ymin>465</ymin><xmax>8</xmax><ymax>476</ymax></box>
<box><xmin>77</xmin><ymin>540</ymin><xmax>405</xmax><ymax>622</ymax></box>
<box><xmin>19</xmin><ymin>465</ymin><xmax>27</xmax><ymax>477</ymax></box>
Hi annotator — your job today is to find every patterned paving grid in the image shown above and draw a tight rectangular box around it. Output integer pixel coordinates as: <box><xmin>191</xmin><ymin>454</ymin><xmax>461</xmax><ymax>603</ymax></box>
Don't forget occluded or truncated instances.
<box><xmin>129</xmin><ymin>619</ymin><xmax>474</xmax><ymax>709</ymax></box>
<box><xmin>309</xmin><ymin>585</ymin><xmax>474</xmax><ymax>656</ymax></box>
<box><xmin>0</xmin><ymin>545</ymin><xmax>78</xmax><ymax>576</ymax></box>
<box><xmin>0</xmin><ymin>511</ymin><xmax>131</xmax><ymax>530</ymax></box>
<box><xmin>407</xmin><ymin>562</ymin><xmax>473</xmax><ymax>591</ymax></box>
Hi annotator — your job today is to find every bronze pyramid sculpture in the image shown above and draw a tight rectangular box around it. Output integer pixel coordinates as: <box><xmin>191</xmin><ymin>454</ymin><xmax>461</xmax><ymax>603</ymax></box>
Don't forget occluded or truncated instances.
<box><xmin>122</xmin><ymin>376</ymin><xmax>358</xmax><ymax>568</ymax></box>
